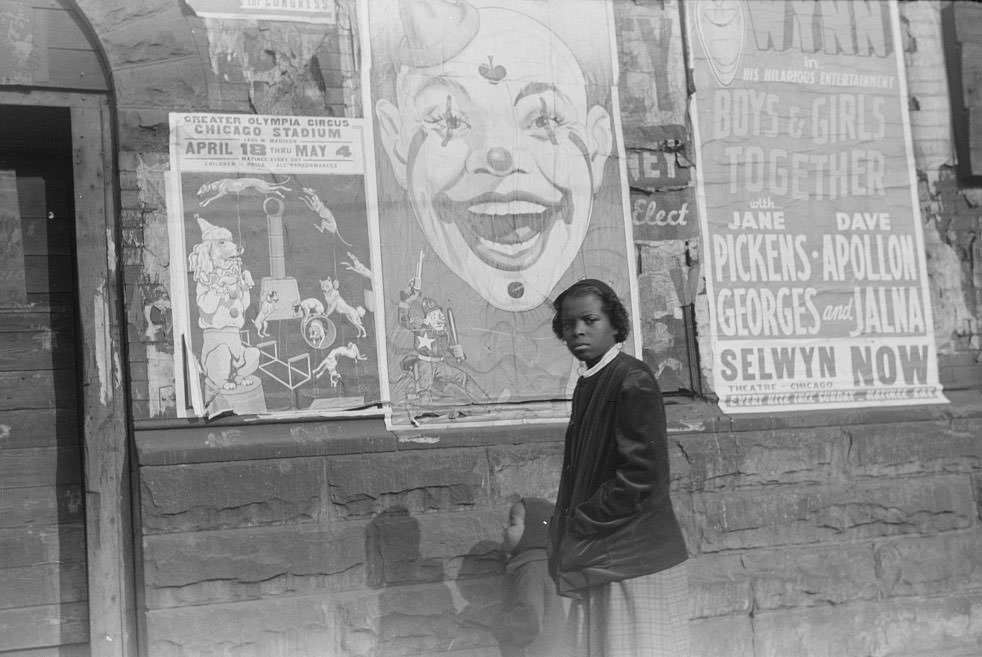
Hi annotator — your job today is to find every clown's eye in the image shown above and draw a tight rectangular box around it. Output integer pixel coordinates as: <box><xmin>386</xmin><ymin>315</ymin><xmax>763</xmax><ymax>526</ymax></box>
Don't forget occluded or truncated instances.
<box><xmin>424</xmin><ymin>95</ymin><xmax>471</xmax><ymax>146</ymax></box>
<box><xmin>527</xmin><ymin>98</ymin><xmax>566</xmax><ymax>143</ymax></box>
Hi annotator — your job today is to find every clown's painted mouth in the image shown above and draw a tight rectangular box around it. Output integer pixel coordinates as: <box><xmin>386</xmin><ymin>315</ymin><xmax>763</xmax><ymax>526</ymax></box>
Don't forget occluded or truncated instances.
<box><xmin>434</xmin><ymin>191</ymin><xmax>572</xmax><ymax>271</ymax></box>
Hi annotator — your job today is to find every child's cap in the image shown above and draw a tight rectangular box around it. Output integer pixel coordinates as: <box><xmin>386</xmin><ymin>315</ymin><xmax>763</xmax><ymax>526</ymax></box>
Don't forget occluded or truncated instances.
<box><xmin>512</xmin><ymin>497</ymin><xmax>555</xmax><ymax>555</ymax></box>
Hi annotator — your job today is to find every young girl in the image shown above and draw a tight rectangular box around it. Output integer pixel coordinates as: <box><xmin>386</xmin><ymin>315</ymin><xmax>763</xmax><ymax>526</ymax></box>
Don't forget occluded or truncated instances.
<box><xmin>549</xmin><ymin>279</ymin><xmax>689</xmax><ymax>657</ymax></box>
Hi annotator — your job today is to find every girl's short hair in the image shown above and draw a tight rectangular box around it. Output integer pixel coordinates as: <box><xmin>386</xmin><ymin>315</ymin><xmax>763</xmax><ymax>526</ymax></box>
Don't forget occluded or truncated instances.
<box><xmin>551</xmin><ymin>279</ymin><xmax>631</xmax><ymax>343</ymax></box>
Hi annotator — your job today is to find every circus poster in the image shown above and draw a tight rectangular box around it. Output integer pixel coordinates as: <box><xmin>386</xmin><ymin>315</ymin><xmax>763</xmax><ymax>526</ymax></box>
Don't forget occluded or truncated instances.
<box><xmin>167</xmin><ymin>112</ymin><xmax>384</xmax><ymax>419</ymax></box>
<box><xmin>688</xmin><ymin>0</ymin><xmax>946</xmax><ymax>413</ymax></box>
<box><xmin>361</xmin><ymin>0</ymin><xmax>640</xmax><ymax>428</ymax></box>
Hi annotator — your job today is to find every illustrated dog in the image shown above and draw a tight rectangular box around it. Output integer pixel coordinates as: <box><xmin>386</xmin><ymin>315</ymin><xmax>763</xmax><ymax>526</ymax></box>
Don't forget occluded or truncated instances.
<box><xmin>197</xmin><ymin>177</ymin><xmax>292</xmax><ymax>207</ymax></box>
<box><xmin>320</xmin><ymin>277</ymin><xmax>367</xmax><ymax>338</ymax></box>
<box><xmin>187</xmin><ymin>215</ymin><xmax>261</xmax><ymax>392</ymax></box>
<box><xmin>252</xmin><ymin>290</ymin><xmax>278</xmax><ymax>338</ymax></box>
<box><xmin>312</xmin><ymin>342</ymin><xmax>367</xmax><ymax>387</ymax></box>
<box><xmin>292</xmin><ymin>297</ymin><xmax>325</xmax><ymax>319</ymax></box>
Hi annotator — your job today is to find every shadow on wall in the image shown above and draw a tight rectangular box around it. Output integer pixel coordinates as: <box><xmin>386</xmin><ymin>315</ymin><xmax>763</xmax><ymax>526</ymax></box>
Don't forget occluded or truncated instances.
<box><xmin>363</xmin><ymin>506</ymin><xmax>505</xmax><ymax>656</ymax></box>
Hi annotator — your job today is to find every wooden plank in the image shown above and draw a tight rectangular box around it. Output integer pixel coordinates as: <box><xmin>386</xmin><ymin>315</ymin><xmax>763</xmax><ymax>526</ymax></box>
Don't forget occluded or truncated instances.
<box><xmin>19</xmin><ymin>174</ymin><xmax>76</xmax><ymax>257</ymax></box>
<box><xmin>26</xmin><ymin>292</ymin><xmax>75</xmax><ymax>307</ymax></box>
<box><xmin>972</xmin><ymin>111</ymin><xmax>982</xmax><ymax>177</ymax></box>
<box><xmin>16</xmin><ymin>176</ymin><xmax>46</xmax><ymax>213</ymax></box>
<box><xmin>0</xmin><ymin>408</ymin><xmax>79</xmax><ymax>449</ymax></box>
<box><xmin>46</xmin><ymin>49</ymin><xmax>107</xmax><ymax>91</ymax></box>
<box><xmin>0</xmin><ymin>602</ymin><xmax>88</xmax><ymax>651</ymax></box>
<box><xmin>0</xmin><ymin>370</ymin><xmax>75</xmax><ymax>410</ymax></box>
<box><xmin>0</xmin><ymin>561</ymin><xmax>87</xmax><ymax>609</ymax></box>
<box><xmin>0</xmin><ymin>90</ymin><xmax>102</xmax><ymax>109</ymax></box>
<box><xmin>0</xmin><ymin>170</ymin><xmax>28</xmax><ymax>303</ymax></box>
<box><xmin>0</xmin><ymin>329</ymin><xmax>76</xmax><ymax>371</ymax></box>
<box><xmin>31</xmin><ymin>3</ymin><xmax>50</xmax><ymax>83</ymax></box>
<box><xmin>24</xmin><ymin>254</ymin><xmax>76</xmax><ymax>294</ymax></box>
<box><xmin>0</xmin><ymin>447</ymin><xmax>83</xmax><ymax>489</ymax></box>
<box><xmin>22</xmin><ymin>215</ymin><xmax>76</xmax><ymax>256</ymax></box>
<box><xmin>961</xmin><ymin>42</ymin><xmax>982</xmax><ymax>106</ymax></box>
<box><xmin>0</xmin><ymin>523</ymin><xmax>85</xmax><ymax>569</ymax></box>
<box><xmin>0</xmin><ymin>307</ymin><xmax>74</xmax><ymax>333</ymax></box>
<box><xmin>953</xmin><ymin>2</ymin><xmax>982</xmax><ymax>42</ymax></box>
<box><xmin>41</xmin><ymin>7</ymin><xmax>91</xmax><ymax>50</ymax></box>
<box><xmin>0</xmin><ymin>484</ymin><xmax>85</xmax><ymax>528</ymax></box>
<box><xmin>72</xmin><ymin>98</ymin><xmax>134</xmax><ymax>657</ymax></box>
<box><xmin>0</xmin><ymin>644</ymin><xmax>90</xmax><ymax>657</ymax></box>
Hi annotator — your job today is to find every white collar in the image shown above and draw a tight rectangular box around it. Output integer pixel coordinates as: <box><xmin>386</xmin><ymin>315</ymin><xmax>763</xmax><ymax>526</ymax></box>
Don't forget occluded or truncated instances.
<box><xmin>579</xmin><ymin>343</ymin><xmax>622</xmax><ymax>378</ymax></box>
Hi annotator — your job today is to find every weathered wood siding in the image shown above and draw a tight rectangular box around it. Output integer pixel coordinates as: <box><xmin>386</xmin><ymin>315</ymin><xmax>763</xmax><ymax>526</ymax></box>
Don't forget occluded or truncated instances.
<box><xmin>0</xmin><ymin>165</ymin><xmax>88</xmax><ymax>653</ymax></box>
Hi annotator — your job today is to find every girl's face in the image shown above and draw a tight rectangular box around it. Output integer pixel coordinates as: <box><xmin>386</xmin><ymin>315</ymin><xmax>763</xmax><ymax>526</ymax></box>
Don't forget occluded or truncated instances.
<box><xmin>561</xmin><ymin>292</ymin><xmax>617</xmax><ymax>368</ymax></box>
<box><xmin>502</xmin><ymin>501</ymin><xmax>526</xmax><ymax>554</ymax></box>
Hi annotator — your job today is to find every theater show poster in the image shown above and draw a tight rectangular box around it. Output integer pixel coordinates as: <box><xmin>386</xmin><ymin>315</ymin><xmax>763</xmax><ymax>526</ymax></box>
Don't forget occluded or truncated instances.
<box><xmin>361</xmin><ymin>0</ymin><xmax>640</xmax><ymax>427</ymax></box>
<box><xmin>167</xmin><ymin>112</ymin><xmax>385</xmax><ymax>419</ymax></box>
<box><xmin>688</xmin><ymin>0</ymin><xmax>947</xmax><ymax>413</ymax></box>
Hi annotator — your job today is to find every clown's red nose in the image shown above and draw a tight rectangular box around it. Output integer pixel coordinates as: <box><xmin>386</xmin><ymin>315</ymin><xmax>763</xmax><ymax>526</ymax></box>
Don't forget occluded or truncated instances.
<box><xmin>487</xmin><ymin>147</ymin><xmax>513</xmax><ymax>173</ymax></box>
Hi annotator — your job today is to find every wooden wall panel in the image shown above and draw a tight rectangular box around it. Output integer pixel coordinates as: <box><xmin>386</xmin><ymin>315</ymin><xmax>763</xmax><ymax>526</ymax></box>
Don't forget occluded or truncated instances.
<box><xmin>0</xmin><ymin>484</ymin><xmax>84</xmax><ymax>528</ymax></box>
<box><xmin>24</xmin><ymin>254</ymin><xmax>75</xmax><ymax>295</ymax></box>
<box><xmin>0</xmin><ymin>328</ymin><xmax>76</xmax><ymax>370</ymax></box>
<box><xmin>0</xmin><ymin>1</ymin><xmax>107</xmax><ymax>91</ymax></box>
<box><xmin>0</xmin><ymin>602</ymin><xmax>88</xmax><ymax>652</ymax></box>
<box><xmin>0</xmin><ymin>562</ymin><xmax>87</xmax><ymax>609</ymax></box>
<box><xmin>0</xmin><ymin>446</ymin><xmax>84</xmax><ymax>488</ymax></box>
<box><xmin>950</xmin><ymin>1</ymin><xmax>982</xmax><ymax>178</ymax></box>
<box><xmin>0</xmin><ymin>407</ymin><xmax>79</xmax><ymax>449</ymax></box>
<box><xmin>47</xmin><ymin>49</ymin><xmax>106</xmax><ymax>91</ymax></box>
<box><xmin>0</xmin><ymin>523</ymin><xmax>85</xmax><ymax>569</ymax></box>
<box><xmin>42</xmin><ymin>6</ymin><xmax>90</xmax><ymax>50</ymax></box>
<box><xmin>0</xmin><ymin>306</ymin><xmax>73</xmax><ymax>333</ymax></box>
<box><xmin>0</xmin><ymin>370</ymin><xmax>75</xmax><ymax>410</ymax></box>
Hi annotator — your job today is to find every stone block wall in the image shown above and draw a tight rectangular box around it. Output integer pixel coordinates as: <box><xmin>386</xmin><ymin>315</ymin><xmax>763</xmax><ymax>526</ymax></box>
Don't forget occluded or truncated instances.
<box><xmin>133</xmin><ymin>392</ymin><xmax>982</xmax><ymax>656</ymax></box>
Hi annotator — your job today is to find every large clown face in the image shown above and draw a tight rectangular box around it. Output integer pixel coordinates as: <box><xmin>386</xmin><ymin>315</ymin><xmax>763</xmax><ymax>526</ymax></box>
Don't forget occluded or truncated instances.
<box><xmin>376</xmin><ymin>8</ymin><xmax>613</xmax><ymax>311</ymax></box>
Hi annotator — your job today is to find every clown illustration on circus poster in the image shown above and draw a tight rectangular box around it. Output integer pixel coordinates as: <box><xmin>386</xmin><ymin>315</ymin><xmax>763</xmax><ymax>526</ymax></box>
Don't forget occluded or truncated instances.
<box><xmin>362</xmin><ymin>0</ymin><xmax>639</xmax><ymax>426</ymax></box>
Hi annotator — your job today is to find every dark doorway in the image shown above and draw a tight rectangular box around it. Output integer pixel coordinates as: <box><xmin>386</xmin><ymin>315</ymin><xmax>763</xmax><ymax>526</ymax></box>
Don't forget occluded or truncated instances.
<box><xmin>0</xmin><ymin>103</ymin><xmax>89</xmax><ymax>654</ymax></box>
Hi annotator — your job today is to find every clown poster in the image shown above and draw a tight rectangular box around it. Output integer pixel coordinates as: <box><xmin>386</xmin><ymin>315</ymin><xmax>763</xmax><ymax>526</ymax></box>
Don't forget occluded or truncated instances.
<box><xmin>687</xmin><ymin>0</ymin><xmax>946</xmax><ymax>413</ymax></box>
<box><xmin>361</xmin><ymin>0</ymin><xmax>640</xmax><ymax>428</ymax></box>
<box><xmin>167</xmin><ymin>112</ymin><xmax>384</xmax><ymax>419</ymax></box>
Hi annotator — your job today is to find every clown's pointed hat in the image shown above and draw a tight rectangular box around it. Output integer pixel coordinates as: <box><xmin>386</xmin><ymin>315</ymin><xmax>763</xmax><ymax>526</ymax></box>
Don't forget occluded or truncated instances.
<box><xmin>398</xmin><ymin>0</ymin><xmax>480</xmax><ymax>68</ymax></box>
<box><xmin>196</xmin><ymin>214</ymin><xmax>232</xmax><ymax>241</ymax></box>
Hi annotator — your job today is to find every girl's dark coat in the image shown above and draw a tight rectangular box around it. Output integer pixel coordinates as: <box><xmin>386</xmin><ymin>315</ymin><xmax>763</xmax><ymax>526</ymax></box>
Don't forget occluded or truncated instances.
<box><xmin>549</xmin><ymin>352</ymin><xmax>687</xmax><ymax>596</ymax></box>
